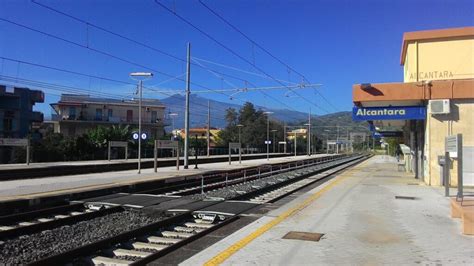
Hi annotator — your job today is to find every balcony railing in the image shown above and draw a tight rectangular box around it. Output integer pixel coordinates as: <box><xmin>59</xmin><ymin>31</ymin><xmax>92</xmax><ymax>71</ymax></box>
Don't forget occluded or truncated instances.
<box><xmin>51</xmin><ymin>114</ymin><xmax>164</xmax><ymax>125</ymax></box>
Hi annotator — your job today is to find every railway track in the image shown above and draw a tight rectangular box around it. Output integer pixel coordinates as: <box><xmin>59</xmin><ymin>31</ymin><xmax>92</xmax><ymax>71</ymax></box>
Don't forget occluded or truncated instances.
<box><xmin>0</xmin><ymin>154</ymin><xmax>369</xmax><ymax>265</ymax></box>
<box><xmin>0</xmin><ymin>204</ymin><xmax>121</xmax><ymax>239</ymax></box>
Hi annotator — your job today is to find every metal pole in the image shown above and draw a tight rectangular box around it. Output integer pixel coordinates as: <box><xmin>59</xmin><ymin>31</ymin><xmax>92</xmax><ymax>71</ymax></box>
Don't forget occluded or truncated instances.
<box><xmin>108</xmin><ymin>141</ymin><xmax>111</xmax><ymax>161</ymax></box>
<box><xmin>284</xmin><ymin>123</ymin><xmax>287</xmax><ymax>154</ymax></box>
<box><xmin>308</xmin><ymin>109</ymin><xmax>311</xmax><ymax>156</ymax></box>
<box><xmin>125</xmin><ymin>145</ymin><xmax>128</xmax><ymax>160</ymax></box>
<box><xmin>184</xmin><ymin>42</ymin><xmax>191</xmax><ymax>169</ymax></box>
<box><xmin>26</xmin><ymin>141</ymin><xmax>30</xmax><ymax>165</ymax></box>
<box><xmin>194</xmin><ymin>135</ymin><xmax>199</xmax><ymax>169</ymax></box>
<box><xmin>154</xmin><ymin>141</ymin><xmax>157</xmax><ymax>173</ymax></box>
<box><xmin>294</xmin><ymin>132</ymin><xmax>297</xmax><ymax>156</ymax></box>
<box><xmin>207</xmin><ymin>100</ymin><xmax>210</xmax><ymax>157</ymax></box>
<box><xmin>444</xmin><ymin>151</ymin><xmax>450</xmax><ymax>197</ymax></box>
<box><xmin>138</xmin><ymin>80</ymin><xmax>142</xmax><ymax>174</ymax></box>
<box><xmin>266</xmin><ymin>115</ymin><xmax>270</xmax><ymax>160</ymax></box>
<box><xmin>239</xmin><ymin>126</ymin><xmax>242</xmax><ymax>164</ymax></box>
<box><xmin>336</xmin><ymin>124</ymin><xmax>339</xmax><ymax>154</ymax></box>
<box><xmin>272</xmin><ymin>130</ymin><xmax>276</xmax><ymax>153</ymax></box>
<box><xmin>457</xmin><ymin>134</ymin><xmax>463</xmax><ymax>199</ymax></box>
<box><xmin>176</xmin><ymin>147</ymin><xmax>180</xmax><ymax>170</ymax></box>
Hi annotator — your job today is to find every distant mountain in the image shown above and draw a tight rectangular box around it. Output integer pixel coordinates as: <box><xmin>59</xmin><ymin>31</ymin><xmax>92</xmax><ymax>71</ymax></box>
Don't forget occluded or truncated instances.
<box><xmin>161</xmin><ymin>94</ymin><xmax>367</xmax><ymax>134</ymax></box>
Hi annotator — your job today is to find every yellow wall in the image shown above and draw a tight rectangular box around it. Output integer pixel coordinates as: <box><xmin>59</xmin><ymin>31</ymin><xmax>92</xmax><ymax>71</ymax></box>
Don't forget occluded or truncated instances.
<box><xmin>424</xmin><ymin>99</ymin><xmax>474</xmax><ymax>186</ymax></box>
<box><xmin>404</xmin><ymin>39</ymin><xmax>474</xmax><ymax>82</ymax></box>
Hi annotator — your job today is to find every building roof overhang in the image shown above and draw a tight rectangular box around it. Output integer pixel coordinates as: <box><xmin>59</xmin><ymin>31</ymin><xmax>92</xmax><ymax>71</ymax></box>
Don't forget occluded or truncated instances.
<box><xmin>353</xmin><ymin>79</ymin><xmax>474</xmax><ymax>106</ymax></box>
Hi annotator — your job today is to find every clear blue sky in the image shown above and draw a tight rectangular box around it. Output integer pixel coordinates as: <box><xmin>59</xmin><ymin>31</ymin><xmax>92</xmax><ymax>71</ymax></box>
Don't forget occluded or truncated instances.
<box><xmin>0</xmin><ymin>0</ymin><xmax>473</xmax><ymax>118</ymax></box>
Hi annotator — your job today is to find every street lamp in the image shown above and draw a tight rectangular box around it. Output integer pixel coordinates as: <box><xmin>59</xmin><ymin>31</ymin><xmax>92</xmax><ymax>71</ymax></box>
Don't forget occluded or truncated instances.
<box><xmin>130</xmin><ymin>72</ymin><xmax>153</xmax><ymax>174</ymax></box>
<box><xmin>271</xmin><ymin>129</ymin><xmax>277</xmax><ymax>153</ymax></box>
<box><xmin>263</xmin><ymin>111</ymin><xmax>273</xmax><ymax>161</ymax></box>
<box><xmin>237</xmin><ymin>124</ymin><xmax>243</xmax><ymax>164</ymax></box>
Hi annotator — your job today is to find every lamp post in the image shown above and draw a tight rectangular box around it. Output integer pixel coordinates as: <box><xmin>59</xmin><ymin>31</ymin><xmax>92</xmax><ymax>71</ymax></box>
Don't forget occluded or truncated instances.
<box><xmin>263</xmin><ymin>111</ymin><xmax>273</xmax><ymax>161</ymax></box>
<box><xmin>130</xmin><ymin>72</ymin><xmax>153</xmax><ymax>174</ymax></box>
<box><xmin>237</xmin><ymin>124</ymin><xmax>243</xmax><ymax>164</ymax></box>
<box><xmin>271</xmin><ymin>129</ymin><xmax>277</xmax><ymax>153</ymax></box>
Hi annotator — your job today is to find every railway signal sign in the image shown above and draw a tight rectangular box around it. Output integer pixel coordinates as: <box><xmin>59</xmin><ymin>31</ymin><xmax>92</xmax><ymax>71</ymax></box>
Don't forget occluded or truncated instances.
<box><xmin>132</xmin><ymin>132</ymin><xmax>139</xmax><ymax>140</ymax></box>
<box><xmin>132</xmin><ymin>132</ymin><xmax>148</xmax><ymax>140</ymax></box>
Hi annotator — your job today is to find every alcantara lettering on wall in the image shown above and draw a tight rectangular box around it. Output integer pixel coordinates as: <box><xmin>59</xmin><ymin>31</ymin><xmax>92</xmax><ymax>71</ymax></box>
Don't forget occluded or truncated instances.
<box><xmin>409</xmin><ymin>71</ymin><xmax>454</xmax><ymax>80</ymax></box>
<box><xmin>356</xmin><ymin>109</ymin><xmax>406</xmax><ymax>116</ymax></box>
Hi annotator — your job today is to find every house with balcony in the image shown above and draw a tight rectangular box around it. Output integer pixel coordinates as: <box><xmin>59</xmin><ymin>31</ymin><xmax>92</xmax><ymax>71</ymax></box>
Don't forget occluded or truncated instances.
<box><xmin>0</xmin><ymin>85</ymin><xmax>44</xmax><ymax>138</ymax></box>
<box><xmin>50</xmin><ymin>94</ymin><xmax>166</xmax><ymax>138</ymax></box>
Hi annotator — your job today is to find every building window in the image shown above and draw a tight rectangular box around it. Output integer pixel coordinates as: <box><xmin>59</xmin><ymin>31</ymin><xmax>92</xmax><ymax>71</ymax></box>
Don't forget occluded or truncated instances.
<box><xmin>3</xmin><ymin>118</ymin><xmax>12</xmax><ymax>132</ymax></box>
<box><xmin>69</xmin><ymin>107</ymin><xmax>76</xmax><ymax>120</ymax></box>
<box><xmin>108</xmin><ymin>109</ymin><xmax>113</xmax><ymax>121</ymax></box>
<box><xmin>151</xmin><ymin>111</ymin><xmax>157</xmax><ymax>123</ymax></box>
<box><xmin>126</xmin><ymin>110</ymin><xmax>133</xmax><ymax>122</ymax></box>
<box><xmin>95</xmin><ymin>108</ymin><xmax>103</xmax><ymax>121</ymax></box>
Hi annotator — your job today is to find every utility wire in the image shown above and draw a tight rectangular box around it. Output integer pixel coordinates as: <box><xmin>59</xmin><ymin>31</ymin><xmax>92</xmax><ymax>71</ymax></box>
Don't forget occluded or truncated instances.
<box><xmin>0</xmin><ymin>74</ymin><xmax>229</xmax><ymax>117</ymax></box>
<box><xmin>30</xmin><ymin>0</ymin><xmax>277</xmax><ymax>90</ymax></box>
<box><xmin>0</xmin><ymin>17</ymin><xmax>213</xmax><ymax>91</ymax></box>
<box><xmin>28</xmin><ymin>1</ymin><xmax>310</xmax><ymax>117</ymax></box>
<box><xmin>198</xmin><ymin>0</ymin><xmax>340</xmax><ymax>112</ymax></box>
<box><xmin>0</xmin><ymin>56</ymin><xmax>229</xmax><ymax>112</ymax></box>
<box><xmin>154</xmin><ymin>0</ymin><xmax>330</xmax><ymax>114</ymax></box>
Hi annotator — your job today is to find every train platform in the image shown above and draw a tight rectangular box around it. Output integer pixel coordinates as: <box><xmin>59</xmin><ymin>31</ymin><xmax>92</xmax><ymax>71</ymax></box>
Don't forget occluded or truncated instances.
<box><xmin>0</xmin><ymin>153</ymin><xmax>289</xmax><ymax>180</ymax></box>
<box><xmin>0</xmin><ymin>154</ymin><xmax>328</xmax><ymax>202</ymax></box>
<box><xmin>0</xmin><ymin>153</ymin><xmax>285</xmax><ymax>171</ymax></box>
<box><xmin>183</xmin><ymin>155</ymin><xmax>474</xmax><ymax>265</ymax></box>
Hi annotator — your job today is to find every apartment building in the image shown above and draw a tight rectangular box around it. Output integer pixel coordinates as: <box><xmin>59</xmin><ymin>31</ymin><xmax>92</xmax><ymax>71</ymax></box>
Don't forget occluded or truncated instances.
<box><xmin>0</xmin><ymin>85</ymin><xmax>44</xmax><ymax>138</ymax></box>
<box><xmin>50</xmin><ymin>94</ymin><xmax>166</xmax><ymax>139</ymax></box>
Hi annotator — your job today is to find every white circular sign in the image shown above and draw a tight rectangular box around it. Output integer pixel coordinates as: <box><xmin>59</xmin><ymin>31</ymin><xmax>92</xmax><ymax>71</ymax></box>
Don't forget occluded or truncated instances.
<box><xmin>141</xmin><ymin>133</ymin><xmax>147</xmax><ymax>140</ymax></box>
<box><xmin>132</xmin><ymin>133</ymin><xmax>139</xmax><ymax>140</ymax></box>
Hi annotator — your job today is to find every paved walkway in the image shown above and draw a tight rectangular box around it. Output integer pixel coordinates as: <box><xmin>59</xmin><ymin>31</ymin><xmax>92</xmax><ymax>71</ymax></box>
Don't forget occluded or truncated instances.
<box><xmin>0</xmin><ymin>154</ymin><xmax>326</xmax><ymax>201</ymax></box>
<box><xmin>183</xmin><ymin>155</ymin><xmax>474</xmax><ymax>266</ymax></box>
<box><xmin>0</xmin><ymin>153</ymin><xmax>285</xmax><ymax>170</ymax></box>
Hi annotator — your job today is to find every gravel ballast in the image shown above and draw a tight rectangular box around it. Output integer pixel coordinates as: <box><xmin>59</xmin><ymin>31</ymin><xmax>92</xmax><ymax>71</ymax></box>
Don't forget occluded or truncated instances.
<box><xmin>0</xmin><ymin>210</ymin><xmax>162</xmax><ymax>264</ymax></box>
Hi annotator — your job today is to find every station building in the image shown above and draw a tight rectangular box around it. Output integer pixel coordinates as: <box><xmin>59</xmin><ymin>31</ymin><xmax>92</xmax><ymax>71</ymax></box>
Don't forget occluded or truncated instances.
<box><xmin>352</xmin><ymin>27</ymin><xmax>474</xmax><ymax>187</ymax></box>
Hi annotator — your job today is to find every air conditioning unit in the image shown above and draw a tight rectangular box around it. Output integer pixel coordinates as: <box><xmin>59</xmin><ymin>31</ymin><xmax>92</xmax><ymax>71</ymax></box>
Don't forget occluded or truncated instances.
<box><xmin>429</xmin><ymin>99</ymin><xmax>450</xmax><ymax>114</ymax></box>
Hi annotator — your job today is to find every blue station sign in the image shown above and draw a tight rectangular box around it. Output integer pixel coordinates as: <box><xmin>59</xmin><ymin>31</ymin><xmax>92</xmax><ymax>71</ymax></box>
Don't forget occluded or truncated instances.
<box><xmin>352</xmin><ymin>106</ymin><xmax>426</xmax><ymax>121</ymax></box>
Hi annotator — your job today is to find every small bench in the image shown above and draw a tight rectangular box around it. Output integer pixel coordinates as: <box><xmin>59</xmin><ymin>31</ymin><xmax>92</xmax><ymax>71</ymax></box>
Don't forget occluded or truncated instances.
<box><xmin>450</xmin><ymin>198</ymin><xmax>474</xmax><ymax>235</ymax></box>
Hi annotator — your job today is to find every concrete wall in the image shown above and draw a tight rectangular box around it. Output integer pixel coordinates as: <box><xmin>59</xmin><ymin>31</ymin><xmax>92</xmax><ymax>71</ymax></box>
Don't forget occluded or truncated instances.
<box><xmin>404</xmin><ymin>39</ymin><xmax>474</xmax><ymax>82</ymax></box>
<box><xmin>424</xmin><ymin>99</ymin><xmax>474</xmax><ymax>186</ymax></box>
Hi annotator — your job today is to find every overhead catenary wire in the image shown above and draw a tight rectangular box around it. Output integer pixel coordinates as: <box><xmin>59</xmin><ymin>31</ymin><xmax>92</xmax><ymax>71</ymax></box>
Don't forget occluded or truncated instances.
<box><xmin>154</xmin><ymin>0</ymin><xmax>331</xmax><ymax>114</ymax></box>
<box><xmin>24</xmin><ymin>1</ymin><xmax>314</xmax><ymax>118</ymax></box>
<box><xmin>29</xmin><ymin>0</ymin><xmax>283</xmax><ymax>91</ymax></box>
<box><xmin>197</xmin><ymin>0</ymin><xmax>340</xmax><ymax>112</ymax></box>
<box><xmin>0</xmin><ymin>17</ymin><xmax>261</xmax><ymax>112</ymax></box>
<box><xmin>0</xmin><ymin>74</ymin><xmax>229</xmax><ymax>119</ymax></box>
<box><xmin>8</xmin><ymin>3</ymin><xmax>320</xmax><ymax>122</ymax></box>
<box><xmin>0</xmin><ymin>17</ymin><xmax>220</xmax><ymax>92</ymax></box>
<box><xmin>0</xmin><ymin>56</ymin><xmax>230</xmax><ymax>113</ymax></box>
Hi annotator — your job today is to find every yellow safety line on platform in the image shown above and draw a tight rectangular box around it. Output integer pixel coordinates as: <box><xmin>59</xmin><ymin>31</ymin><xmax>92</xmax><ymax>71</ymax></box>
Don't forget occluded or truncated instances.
<box><xmin>204</xmin><ymin>159</ymin><xmax>369</xmax><ymax>266</ymax></box>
